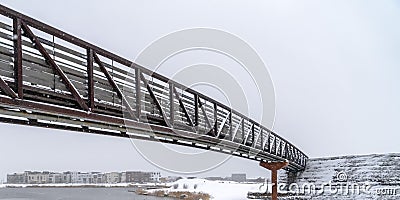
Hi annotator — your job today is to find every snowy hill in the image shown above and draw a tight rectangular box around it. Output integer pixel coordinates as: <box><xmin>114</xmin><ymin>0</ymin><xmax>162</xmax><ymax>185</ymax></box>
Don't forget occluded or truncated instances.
<box><xmin>278</xmin><ymin>153</ymin><xmax>400</xmax><ymax>199</ymax></box>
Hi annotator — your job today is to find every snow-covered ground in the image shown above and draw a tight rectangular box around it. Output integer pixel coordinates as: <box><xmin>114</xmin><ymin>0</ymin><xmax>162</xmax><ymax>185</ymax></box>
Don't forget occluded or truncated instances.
<box><xmin>147</xmin><ymin>178</ymin><xmax>269</xmax><ymax>200</ymax></box>
<box><xmin>0</xmin><ymin>179</ymin><xmax>269</xmax><ymax>199</ymax></box>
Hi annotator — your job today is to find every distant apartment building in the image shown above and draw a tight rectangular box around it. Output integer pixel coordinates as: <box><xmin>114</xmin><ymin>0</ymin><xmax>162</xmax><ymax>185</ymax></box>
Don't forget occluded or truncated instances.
<box><xmin>231</xmin><ymin>173</ymin><xmax>247</xmax><ymax>182</ymax></box>
<box><xmin>247</xmin><ymin>177</ymin><xmax>265</xmax><ymax>183</ymax></box>
<box><xmin>120</xmin><ymin>172</ymin><xmax>126</xmax><ymax>183</ymax></box>
<box><xmin>150</xmin><ymin>172</ymin><xmax>161</xmax><ymax>182</ymax></box>
<box><xmin>77</xmin><ymin>172</ymin><xmax>93</xmax><ymax>184</ymax></box>
<box><xmin>105</xmin><ymin>172</ymin><xmax>120</xmax><ymax>183</ymax></box>
<box><xmin>48</xmin><ymin>173</ymin><xmax>62</xmax><ymax>184</ymax></box>
<box><xmin>125</xmin><ymin>171</ymin><xmax>150</xmax><ymax>183</ymax></box>
<box><xmin>7</xmin><ymin>170</ymin><xmax>161</xmax><ymax>184</ymax></box>
<box><xmin>72</xmin><ymin>171</ymin><xmax>80</xmax><ymax>183</ymax></box>
<box><xmin>91</xmin><ymin>172</ymin><xmax>103</xmax><ymax>184</ymax></box>
<box><xmin>6</xmin><ymin>173</ymin><xmax>25</xmax><ymax>184</ymax></box>
<box><xmin>25</xmin><ymin>171</ymin><xmax>49</xmax><ymax>184</ymax></box>
<box><xmin>161</xmin><ymin>176</ymin><xmax>181</xmax><ymax>183</ymax></box>
<box><xmin>205</xmin><ymin>176</ymin><xmax>225</xmax><ymax>181</ymax></box>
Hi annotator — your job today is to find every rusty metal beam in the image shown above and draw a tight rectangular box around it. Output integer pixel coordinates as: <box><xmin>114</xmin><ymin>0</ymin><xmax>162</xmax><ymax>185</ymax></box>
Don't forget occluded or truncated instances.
<box><xmin>21</xmin><ymin>21</ymin><xmax>89</xmax><ymax>111</ymax></box>
<box><xmin>260</xmin><ymin>161</ymin><xmax>289</xmax><ymax>200</ymax></box>
<box><xmin>13</xmin><ymin>18</ymin><xmax>22</xmax><ymax>98</ymax></box>
<box><xmin>213</xmin><ymin>103</ymin><xmax>218</xmax><ymax>137</ymax></box>
<box><xmin>135</xmin><ymin>68</ymin><xmax>141</xmax><ymax>119</ymax></box>
<box><xmin>260</xmin><ymin>128</ymin><xmax>263</xmax><ymax>149</ymax></box>
<box><xmin>267</xmin><ymin>136</ymin><xmax>272</xmax><ymax>154</ymax></box>
<box><xmin>194</xmin><ymin>94</ymin><xmax>199</xmax><ymax>126</ymax></box>
<box><xmin>251</xmin><ymin>123</ymin><xmax>255</xmax><ymax>146</ymax></box>
<box><xmin>0</xmin><ymin>76</ymin><xmax>17</xmax><ymax>98</ymax></box>
<box><xmin>169</xmin><ymin>82</ymin><xmax>174</xmax><ymax>126</ymax></box>
<box><xmin>87</xmin><ymin>48</ymin><xmax>94</xmax><ymax>110</ymax></box>
<box><xmin>229</xmin><ymin>111</ymin><xmax>232</xmax><ymax>139</ymax></box>
<box><xmin>241</xmin><ymin>118</ymin><xmax>245</xmax><ymax>142</ymax></box>
<box><xmin>93</xmin><ymin>52</ymin><xmax>137</xmax><ymax>120</ymax></box>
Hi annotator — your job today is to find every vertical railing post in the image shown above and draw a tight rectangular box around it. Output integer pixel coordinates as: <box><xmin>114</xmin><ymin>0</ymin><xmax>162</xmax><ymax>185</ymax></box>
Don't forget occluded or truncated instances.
<box><xmin>229</xmin><ymin>111</ymin><xmax>232</xmax><ymax>140</ymax></box>
<box><xmin>169</xmin><ymin>82</ymin><xmax>174</xmax><ymax>126</ymax></box>
<box><xmin>135</xmin><ymin>68</ymin><xmax>141</xmax><ymax>120</ymax></box>
<box><xmin>284</xmin><ymin>144</ymin><xmax>288</xmax><ymax>159</ymax></box>
<box><xmin>260</xmin><ymin>129</ymin><xmax>263</xmax><ymax>150</ymax></box>
<box><xmin>276</xmin><ymin>139</ymin><xmax>280</xmax><ymax>156</ymax></box>
<box><xmin>266</xmin><ymin>132</ymin><xmax>270</xmax><ymax>152</ymax></box>
<box><xmin>241</xmin><ymin>119</ymin><xmax>245</xmax><ymax>143</ymax></box>
<box><xmin>213</xmin><ymin>103</ymin><xmax>218</xmax><ymax>137</ymax></box>
<box><xmin>251</xmin><ymin>123</ymin><xmax>255</xmax><ymax>146</ymax></box>
<box><xmin>194</xmin><ymin>94</ymin><xmax>199</xmax><ymax>127</ymax></box>
<box><xmin>87</xmin><ymin>49</ymin><xmax>94</xmax><ymax>111</ymax></box>
<box><xmin>290</xmin><ymin>146</ymin><xmax>293</xmax><ymax>160</ymax></box>
<box><xmin>13</xmin><ymin>18</ymin><xmax>23</xmax><ymax>98</ymax></box>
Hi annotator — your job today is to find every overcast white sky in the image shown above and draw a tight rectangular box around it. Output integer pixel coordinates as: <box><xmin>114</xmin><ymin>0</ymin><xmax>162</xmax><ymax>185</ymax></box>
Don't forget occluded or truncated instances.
<box><xmin>0</xmin><ymin>0</ymin><xmax>399</xmax><ymax>181</ymax></box>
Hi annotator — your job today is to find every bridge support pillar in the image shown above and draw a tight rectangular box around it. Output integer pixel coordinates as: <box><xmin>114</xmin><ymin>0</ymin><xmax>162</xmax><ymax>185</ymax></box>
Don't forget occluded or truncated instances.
<box><xmin>260</xmin><ymin>161</ymin><xmax>289</xmax><ymax>200</ymax></box>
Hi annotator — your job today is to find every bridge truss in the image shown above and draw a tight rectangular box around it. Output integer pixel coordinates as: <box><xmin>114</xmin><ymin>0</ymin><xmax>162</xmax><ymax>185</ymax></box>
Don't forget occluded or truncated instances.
<box><xmin>0</xmin><ymin>5</ymin><xmax>307</xmax><ymax>171</ymax></box>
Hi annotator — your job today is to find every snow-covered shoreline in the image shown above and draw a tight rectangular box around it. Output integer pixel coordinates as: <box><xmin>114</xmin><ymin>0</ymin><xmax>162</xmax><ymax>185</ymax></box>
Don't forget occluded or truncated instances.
<box><xmin>144</xmin><ymin>178</ymin><xmax>269</xmax><ymax>200</ymax></box>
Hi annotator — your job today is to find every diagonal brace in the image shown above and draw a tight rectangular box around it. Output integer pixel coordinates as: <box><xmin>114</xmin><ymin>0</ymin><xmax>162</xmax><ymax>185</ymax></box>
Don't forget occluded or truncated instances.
<box><xmin>139</xmin><ymin>72</ymin><xmax>169</xmax><ymax>126</ymax></box>
<box><xmin>243</xmin><ymin>123</ymin><xmax>254</xmax><ymax>144</ymax></box>
<box><xmin>231</xmin><ymin>118</ymin><xmax>243</xmax><ymax>141</ymax></box>
<box><xmin>0</xmin><ymin>77</ymin><xmax>17</xmax><ymax>98</ymax></box>
<box><xmin>261</xmin><ymin>129</ymin><xmax>270</xmax><ymax>150</ymax></box>
<box><xmin>93</xmin><ymin>52</ymin><xmax>137</xmax><ymax>120</ymax></box>
<box><xmin>21</xmin><ymin>22</ymin><xmax>89</xmax><ymax>111</ymax></box>
<box><xmin>198</xmin><ymin>99</ymin><xmax>212</xmax><ymax>129</ymax></box>
<box><xmin>217</xmin><ymin>112</ymin><xmax>230</xmax><ymax>137</ymax></box>
<box><xmin>172</xmin><ymin>87</ymin><xmax>194</xmax><ymax>127</ymax></box>
<box><xmin>252</xmin><ymin>128</ymin><xmax>261</xmax><ymax>148</ymax></box>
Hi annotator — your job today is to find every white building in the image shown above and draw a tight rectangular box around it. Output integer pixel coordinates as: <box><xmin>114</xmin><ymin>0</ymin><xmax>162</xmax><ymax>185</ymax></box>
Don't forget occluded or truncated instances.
<box><xmin>150</xmin><ymin>172</ymin><xmax>161</xmax><ymax>182</ymax></box>
<box><xmin>91</xmin><ymin>172</ymin><xmax>103</xmax><ymax>184</ymax></box>
<box><xmin>120</xmin><ymin>172</ymin><xmax>126</xmax><ymax>183</ymax></box>
<box><xmin>48</xmin><ymin>173</ymin><xmax>62</xmax><ymax>183</ymax></box>
<box><xmin>70</xmin><ymin>171</ymin><xmax>79</xmax><ymax>183</ymax></box>
<box><xmin>77</xmin><ymin>173</ymin><xmax>93</xmax><ymax>184</ymax></box>
<box><xmin>61</xmin><ymin>172</ymin><xmax>71</xmax><ymax>183</ymax></box>
<box><xmin>25</xmin><ymin>171</ymin><xmax>49</xmax><ymax>184</ymax></box>
<box><xmin>105</xmin><ymin>172</ymin><xmax>120</xmax><ymax>183</ymax></box>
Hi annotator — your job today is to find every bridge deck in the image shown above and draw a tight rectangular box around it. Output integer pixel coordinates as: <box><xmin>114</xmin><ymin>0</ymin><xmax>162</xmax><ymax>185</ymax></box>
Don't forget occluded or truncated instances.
<box><xmin>0</xmin><ymin>5</ymin><xmax>307</xmax><ymax>171</ymax></box>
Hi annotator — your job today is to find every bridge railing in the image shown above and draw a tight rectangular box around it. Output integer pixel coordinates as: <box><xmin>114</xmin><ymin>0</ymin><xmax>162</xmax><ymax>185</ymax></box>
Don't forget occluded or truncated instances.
<box><xmin>0</xmin><ymin>5</ymin><xmax>307</xmax><ymax>170</ymax></box>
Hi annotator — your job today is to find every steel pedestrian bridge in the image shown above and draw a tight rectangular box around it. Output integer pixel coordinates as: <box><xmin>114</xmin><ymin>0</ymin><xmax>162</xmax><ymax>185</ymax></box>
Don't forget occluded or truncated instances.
<box><xmin>0</xmin><ymin>5</ymin><xmax>307</xmax><ymax>171</ymax></box>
